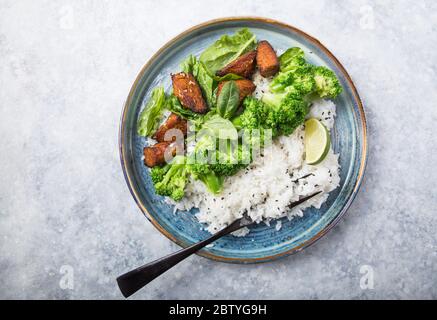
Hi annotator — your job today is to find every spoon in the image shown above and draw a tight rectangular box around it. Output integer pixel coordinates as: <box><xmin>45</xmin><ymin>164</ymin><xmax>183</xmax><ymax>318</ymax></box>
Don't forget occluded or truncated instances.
<box><xmin>117</xmin><ymin>191</ymin><xmax>321</xmax><ymax>298</ymax></box>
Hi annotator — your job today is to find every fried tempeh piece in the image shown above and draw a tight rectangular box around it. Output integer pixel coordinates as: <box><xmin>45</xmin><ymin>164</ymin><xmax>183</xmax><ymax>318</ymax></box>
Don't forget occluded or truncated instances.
<box><xmin>172</xmin><ymin>72</ymin><xmax>208</xmax><ymax>114</ymax></box>
<box><xmin>217</xmin><ymin>79</ymin><xmax>256</xmax><ymax>105</ymax></box>
<box><xmin>256</xmin><ymin>40</ymin><xmax>279</xmax><ymax>77</ymax></box>
<box><xmin>153</xmin><ymin>113</ymin><xmax>187</xmax><ymax>143</ymax></box>
<box><xmin>216</xmin><ymin>50</ymin><xmax>257</xmax><ymax>79</ymax></box>
<box><xmin>143</xmin><ymin>142</ymin><xmax>178</xmax><ymax>167</ymax></box>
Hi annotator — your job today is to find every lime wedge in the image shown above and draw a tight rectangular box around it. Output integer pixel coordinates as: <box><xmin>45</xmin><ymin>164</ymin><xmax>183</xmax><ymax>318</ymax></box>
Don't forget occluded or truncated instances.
<box><xmin>304</xmin><ymin>118</ymin><xmax>330</xmax><ymax>165</ymax></box>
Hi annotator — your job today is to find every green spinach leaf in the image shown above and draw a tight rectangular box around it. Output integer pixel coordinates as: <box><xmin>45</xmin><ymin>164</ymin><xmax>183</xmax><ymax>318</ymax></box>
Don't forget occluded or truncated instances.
<box><xmin>213</xmin><ymin>73</ymin><xmax>243</xmax><ymax>82</ymax></box>
<box><xmin>216</xmin><ymin>81</ymin><xmax>240</xmax><ymax>119</ymax></box>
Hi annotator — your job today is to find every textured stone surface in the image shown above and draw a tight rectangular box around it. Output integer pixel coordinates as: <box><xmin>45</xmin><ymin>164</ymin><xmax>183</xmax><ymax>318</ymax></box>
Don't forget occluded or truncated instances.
<box><xmin>1</xmin><ymin>0</ymin><xmax>436</xmax><ymax>299</ymax></box>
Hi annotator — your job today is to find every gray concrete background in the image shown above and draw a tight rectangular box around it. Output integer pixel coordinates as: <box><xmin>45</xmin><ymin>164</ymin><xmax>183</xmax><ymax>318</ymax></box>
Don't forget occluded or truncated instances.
<box><xmin>1</xmin><ymin>0</ymin><xmax>436</xmax><ymax>299</ymax></box>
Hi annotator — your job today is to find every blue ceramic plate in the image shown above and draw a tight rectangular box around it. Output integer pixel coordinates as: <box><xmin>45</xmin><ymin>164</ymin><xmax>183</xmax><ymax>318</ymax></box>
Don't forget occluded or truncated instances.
<box><xmin>119</xmin><ymin>17</ymin><xmax>367</xmax><ymax>263</ymax></box>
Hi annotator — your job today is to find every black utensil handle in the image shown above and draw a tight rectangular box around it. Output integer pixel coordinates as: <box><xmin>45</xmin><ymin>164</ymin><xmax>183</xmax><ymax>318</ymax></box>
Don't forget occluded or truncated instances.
<box><xmin>116</xmin><ymin>218</ymin><xmax>244</xmax><ymax>298</ymax></box>
<box><xmin>117</xmin><ymin>191</ymin><xmax>322</xmax><ymax>298</ymax></box>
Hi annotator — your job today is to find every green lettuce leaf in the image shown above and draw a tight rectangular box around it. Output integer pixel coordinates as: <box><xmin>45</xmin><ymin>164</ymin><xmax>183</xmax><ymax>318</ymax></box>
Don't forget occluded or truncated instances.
<box><xmin>194</xmin><ymin>61</ymin><xmax>215</xmax><ymax>108</ymax></box>
<box><xmin>198</xmin><ymin>114</ymin><xmax>238</xmax><ymax>140</ymax></box>
<box><xmin>199</xmin><ymin>28</ymin><xmax>257</xmax><ymax>75</ymax></box>
<box><xmin>180</xmin><ymin>55</ymin><xmax>215</xmax><ymax>108</ymax></box>
<box><xmin>165</xmin><ymin>94</ymin><xmax>203</xmax><ymax>122</ymax></box>
<box><xmin>180</xmin><ymin>54</ymin><xmax>197</xmax><ymax>74</ymax></box>
<box><xmin>137</xmin><ymin>87</ymin><xmax>166</xmax><ymax>137</ymax></box>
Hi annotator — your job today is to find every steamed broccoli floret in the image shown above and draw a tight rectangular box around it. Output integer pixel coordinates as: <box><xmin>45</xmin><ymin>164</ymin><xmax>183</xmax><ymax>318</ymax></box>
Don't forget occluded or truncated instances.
<box><xmin>237</xmin><ymin>97</ymin><xmax>267</xmax><ymax>129</ymax></box>
<box><xmin>186</xmin><ymin>137</ymin><xmax>225</xmax><ymax>194</ymax></box>
<box><xmin>234</xmin><ymin>94</ymin><xmax>307</xmax><ymax>138</ymax></box>
<box><xmin>267</xmin><ymin>65</ymin><xmax>341</xmax><ymax>103</ymax></box>
<box><xmin>286</xmin><ymin>66</ymin><xmax>316</xmax><ymax>95</ymax></box>
<box><xmin>211</xmin><ymin>157</ymin><xmax>250</xmax><ymax>177</ymax></box>
<box><xmin>233</xmin><ymin>97</ymin><xmax>275</xmax><ymax>131</ymax></box>
<box><xmin>269</xmin><ymin>71</ymin><xmax>294</xmax><ymax>93</ymax></box>
<box><xmin>150</xmin><ymin>165</ymin><xmax>170</xmax><ymax>184</ymax></box>
<box><xmin>188</xmin><ymin>162</ymin><xmax>210</xmax><ymax>177</ymax></box>
<box><xmin>187</xmin><ymin>162</ymin><xmax>223</xmax><ymax>194</ymax></box>
<box><xmin>199</xmin><ymin>171</ymin><xmax>223</xmax><ymax>194</ymax></box>
<box><xmin>153</xmin><ymin>156</ymin><xmax>188</xmax><ymax>201</ymax></box>
<box><xmin>261</xmin><ymin>91</ymin><xmax>308</xmax><ymax>135</ymax></box>
<box><xmin>210</xmin><ymin>163</ymin><xmax>244</xmax><ymax>177</ymax></box>
<box><xmin>189</xmin><ymin>127</ymin><xmax>251</xmax><ymax>179</ymax></box>
<box><xmin>313</xmin><ymin>66</ymin><xmax>343</xmax><ymax>99</ymax></box>
<box><xmin>210</xmin><ymin>143</ymin><xmax>251</xmax><ymax>177</ymax></box>
<box><xmin>270</xmin><ymin>93</ymin><xmax>309</xmax><ymax>135</ymax></box>
<box><xmin>270</xmin><ymin>65</ymin><xmax>316</xmax><ymax>95</ymax></box>
<box><xmin>274</xmin><ymin>47</ymin><xmax>343</xmax><ymax>100</ymax></box>
<box><xmin>233</xmin><ymin>97</ymin><xmax>279</xmax><ymax>144</ymax></box>
<box><xmin>235</xmin><ymin>49</ymin><xmax>341</xmax><ymax>140</ymax></box>
<box><xmin>152</xmin><ymin>154</ymin><xmax>223</xmax><ymax>199</ymax></box>
<box><xmin>279</xmin><ymin>47</ymin><xmax>306</xmax><ymax>72</ymax></box>
<box><xmin>259</xmin><ymin>91</ymin><xmax>282</xmax><ymax>108</ymax></box>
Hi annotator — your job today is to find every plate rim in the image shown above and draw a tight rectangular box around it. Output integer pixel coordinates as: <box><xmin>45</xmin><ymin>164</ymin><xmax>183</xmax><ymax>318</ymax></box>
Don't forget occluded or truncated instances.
<box><xmin>119</xmin><ymin>16</ymin><xmax>368</xmax><ymax>263</ymax></box>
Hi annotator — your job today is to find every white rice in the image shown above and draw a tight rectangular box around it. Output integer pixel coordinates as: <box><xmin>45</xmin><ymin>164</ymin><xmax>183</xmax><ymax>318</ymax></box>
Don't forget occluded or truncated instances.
<box><xmin>252</xmin><ymin>71</ymin><xmax>273</xmax><ymax>99</ymax></box>
<box><xmin>307</xmin><ymin>99</ymin><xmax>337</xmax><ymax>130</ymax></box>
<box><xmin>165</xmin><ymin>73</ymin><xmax>341</xmax><ymax>236</ymax></box>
